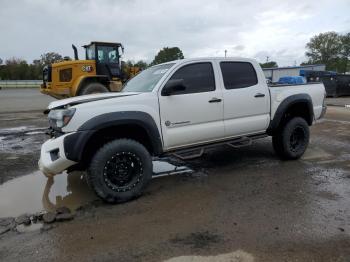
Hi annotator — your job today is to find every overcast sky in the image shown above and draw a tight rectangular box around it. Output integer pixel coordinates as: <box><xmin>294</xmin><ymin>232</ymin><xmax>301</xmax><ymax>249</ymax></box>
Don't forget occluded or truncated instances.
<box><xmin>0</xmin><ymin>0</ymin><xmax>349</xmax><ymax>66</ymax></box>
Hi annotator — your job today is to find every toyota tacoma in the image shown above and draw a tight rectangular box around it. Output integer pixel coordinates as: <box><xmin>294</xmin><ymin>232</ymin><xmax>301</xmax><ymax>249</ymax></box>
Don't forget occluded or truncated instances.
<box><xmin>39</xmin><ymin>57</ymin><xmax>327</xmax><ymax>203</ymax></box>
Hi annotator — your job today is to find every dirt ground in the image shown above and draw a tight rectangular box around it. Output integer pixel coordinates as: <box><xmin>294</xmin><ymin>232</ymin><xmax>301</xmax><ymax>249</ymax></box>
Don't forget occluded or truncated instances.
<box><xmin>0</xmin><ymin>91</ymin><xmax>349</xmax><ymax>261</ymax></box>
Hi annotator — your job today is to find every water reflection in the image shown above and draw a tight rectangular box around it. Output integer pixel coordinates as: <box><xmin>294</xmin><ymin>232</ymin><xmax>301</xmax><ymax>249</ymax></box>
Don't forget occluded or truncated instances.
<box><xmin>0</xmin><ymin>171</ymin><xmax>96</xmax><ymax>218</ymax></box>
<box><xmin>41</xmin><ymin>172</ymin><xmax>96</xmax><ymax>212</ymax></box>
<box><xmin>0</xmin><ymin>161</ymin><xmax>191</xmax><ymax>218</ymax></box>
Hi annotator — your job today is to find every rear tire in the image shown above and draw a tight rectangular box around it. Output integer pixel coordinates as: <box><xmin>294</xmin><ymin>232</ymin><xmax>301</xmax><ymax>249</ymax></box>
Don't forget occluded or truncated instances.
<box><xmin>87</xmin><ymin>139</ymin><xmax>153</xmax><ymax>203</ymax></box>
<box><xmin>272</xmin><ymin>117</ymin><xmax>309</xmax><ymax>160</ymax></box>
<box><xmin>79</xmin><ymin>82</ymin><xmax>109</xmax><ymax>95</ymax></box>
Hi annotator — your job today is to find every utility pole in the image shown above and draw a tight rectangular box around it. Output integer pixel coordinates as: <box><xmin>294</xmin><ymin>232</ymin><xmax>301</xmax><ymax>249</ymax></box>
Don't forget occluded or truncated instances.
<box><xmin>224</xmin><ymin>50</ymin><xmax>227</xmax><ymax>57</ymax></box>
<box><xmin>266</xmin><ymin>56</ymin><xmax>269</xmax><ymax>62</ymax></box>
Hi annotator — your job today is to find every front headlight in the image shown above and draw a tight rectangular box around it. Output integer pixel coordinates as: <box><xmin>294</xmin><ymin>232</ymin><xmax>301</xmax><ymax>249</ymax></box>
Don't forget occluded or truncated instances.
<box><xmin>48</xmin><ymin>108</ymin><xmax>76</xmax><ymax>129</ymax></box>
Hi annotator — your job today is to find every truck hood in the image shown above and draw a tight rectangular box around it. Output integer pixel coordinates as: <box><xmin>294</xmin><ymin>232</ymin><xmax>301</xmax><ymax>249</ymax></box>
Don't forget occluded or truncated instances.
<box><xmin>47</xmin><ymin>92</ymin><xmax>140</xmax><ymax>110</ymax></box>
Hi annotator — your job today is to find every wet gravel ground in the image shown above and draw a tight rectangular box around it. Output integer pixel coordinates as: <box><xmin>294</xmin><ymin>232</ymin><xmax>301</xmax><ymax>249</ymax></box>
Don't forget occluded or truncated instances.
<box><xmin>0</xmin><ymin>111</ymin><xmax>48</xmax><ymax>183</ymax></box>
<box><xmin>0</xmin><ymin>103</ymin><xmax>349</xmax><ymax>261</ymax></box>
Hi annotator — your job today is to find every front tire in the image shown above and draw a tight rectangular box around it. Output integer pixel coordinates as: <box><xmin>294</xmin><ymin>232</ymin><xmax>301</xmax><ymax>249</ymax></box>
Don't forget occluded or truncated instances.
<box><xmin>87</xmin><ymin>139</ymin><xmax>153</xmax><ymax>203</ymax></box>
<box><xmin>79</xmin><ymin>82</ymin><xmax>109</xmax><ymax>95</ymax></box>
<box><xmin>272</xmin><ymin>117</ymin><xmax>310</xmax><ymax>160</ymax></box>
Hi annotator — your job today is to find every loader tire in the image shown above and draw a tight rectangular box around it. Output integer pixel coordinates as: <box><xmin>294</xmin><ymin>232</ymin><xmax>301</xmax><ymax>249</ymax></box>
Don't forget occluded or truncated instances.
<box><xmin>79</xmin><ymin>82</ymin><xmax>109</xmax><ymax>95</ymax></box>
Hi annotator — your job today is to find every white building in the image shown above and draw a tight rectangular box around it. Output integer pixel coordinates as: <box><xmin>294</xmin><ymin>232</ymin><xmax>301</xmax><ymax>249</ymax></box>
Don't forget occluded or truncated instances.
<box><xmin>263</xmin><ymin>64</ymin><xmax>326</xmax><ymax>82</ymax></box>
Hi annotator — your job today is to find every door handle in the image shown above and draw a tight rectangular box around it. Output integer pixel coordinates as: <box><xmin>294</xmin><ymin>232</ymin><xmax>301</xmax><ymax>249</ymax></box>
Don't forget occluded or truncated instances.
<box><xmin>254</xmin><ymin>93</ymin><xmax>265</xmax><ymax>98</ymax></box>
<box><xmin>208</xmin><ymin>98</ymin><xmax>222</xmax><ymax>103</ymax></box>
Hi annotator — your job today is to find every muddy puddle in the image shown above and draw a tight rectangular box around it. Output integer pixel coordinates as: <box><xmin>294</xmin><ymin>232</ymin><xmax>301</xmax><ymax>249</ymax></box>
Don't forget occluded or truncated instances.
<box><xmin>0</xmin><ymin>161</ymin><xmax>192</xmax><ymax>218</ymax></box>
<box><xmin>0</xmin><ymin>171</ymin><xmax>96</xmax><ymax>218</ymax></box>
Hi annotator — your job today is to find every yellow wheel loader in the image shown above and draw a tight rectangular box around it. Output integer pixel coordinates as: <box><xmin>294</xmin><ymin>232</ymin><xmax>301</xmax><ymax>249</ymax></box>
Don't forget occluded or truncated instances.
<box><xmin>40</xmin><ymin>42</ymin><xmax>139</xmax><ymax>99</ymax></box>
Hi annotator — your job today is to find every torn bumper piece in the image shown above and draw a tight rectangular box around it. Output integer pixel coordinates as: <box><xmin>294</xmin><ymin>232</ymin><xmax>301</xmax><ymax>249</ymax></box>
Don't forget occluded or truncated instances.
<box><xmin>38</xmin><ymin>133</ymin><xmax>77</xmax><ymax>176</ymax></box>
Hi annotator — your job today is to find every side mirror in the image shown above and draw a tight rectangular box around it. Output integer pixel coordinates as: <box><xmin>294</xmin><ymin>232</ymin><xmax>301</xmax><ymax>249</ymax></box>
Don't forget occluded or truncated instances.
<box><xmin>161</xmin><ymin>79</ymin><xmax>186</xmax><ymax>96</ymax></box>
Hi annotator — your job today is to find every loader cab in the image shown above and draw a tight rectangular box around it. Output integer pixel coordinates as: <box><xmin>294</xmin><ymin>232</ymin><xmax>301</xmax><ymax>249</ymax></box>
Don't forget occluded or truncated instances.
<box><xmin>84</xmin><ymin>41</ymin><xmax>124</xmax><ymax>80</ymax></box>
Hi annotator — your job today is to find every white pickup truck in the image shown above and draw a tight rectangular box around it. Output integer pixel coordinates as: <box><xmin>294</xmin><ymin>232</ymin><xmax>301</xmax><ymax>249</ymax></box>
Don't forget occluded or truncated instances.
<box><xmin>39</xmin><ymin>57</ymin><xmax>326</xmax><ymax>203</ymax></box>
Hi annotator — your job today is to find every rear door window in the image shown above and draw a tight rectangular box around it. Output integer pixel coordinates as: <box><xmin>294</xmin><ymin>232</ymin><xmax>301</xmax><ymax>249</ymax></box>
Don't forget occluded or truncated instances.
<box><xmin>220</xmin><ymin>62</ymin><xmax>258</xmax><ymax>89</ymax></box>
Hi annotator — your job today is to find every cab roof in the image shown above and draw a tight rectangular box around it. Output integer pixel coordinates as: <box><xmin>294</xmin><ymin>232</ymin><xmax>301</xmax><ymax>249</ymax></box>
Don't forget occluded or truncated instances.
<box><xmin>156</xmin><ymin>57</ymin><xmax>257</xmax><ymax>67</ymax></box>
<box><xmin>83</xmin><ymin>41</ymin><xmax>122</xmax><ymax>48</ymax></box>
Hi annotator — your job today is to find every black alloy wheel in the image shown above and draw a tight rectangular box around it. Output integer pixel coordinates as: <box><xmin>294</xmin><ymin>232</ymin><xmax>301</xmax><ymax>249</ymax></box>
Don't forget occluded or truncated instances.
<box><xmin>103</xmin><ymin>151</ymin><xmax>143</xmax><ymax>192</ymax></box>
<box><xmin>87</xmin><ymin>139</ymin><xmax>152</xmax><ymax>203</ymax></box>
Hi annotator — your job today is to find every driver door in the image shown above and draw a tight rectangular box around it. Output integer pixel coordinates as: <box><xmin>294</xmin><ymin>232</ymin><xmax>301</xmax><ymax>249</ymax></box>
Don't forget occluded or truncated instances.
<box><xmin>96</xmin><ymin>45</ymin><xmax>121</xmax><ymax>79</ymax></box>
<box><xmin>159</xmin><ymin>62</ymin><xmax>224</xmax><ymax>150</ymax></box>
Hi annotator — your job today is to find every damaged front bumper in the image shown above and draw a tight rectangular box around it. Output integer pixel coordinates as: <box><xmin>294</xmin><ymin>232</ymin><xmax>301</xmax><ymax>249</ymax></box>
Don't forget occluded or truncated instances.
<box><xmin>38</xmin><ymin>133</ymin><xmax>77</xmax><ymax>177</ymax></box>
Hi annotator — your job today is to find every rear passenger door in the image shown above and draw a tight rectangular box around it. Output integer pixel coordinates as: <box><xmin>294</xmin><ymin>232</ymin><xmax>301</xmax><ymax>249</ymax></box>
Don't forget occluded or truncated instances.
<box><xmin>159</xmin><ymin>62</ymin><xmax>224</xmax><ymax>150</ymax></box>
<box><xmin>219</xmin><ymin>61</ymin><xmax>270</xmax><ymax>138</ymax></box>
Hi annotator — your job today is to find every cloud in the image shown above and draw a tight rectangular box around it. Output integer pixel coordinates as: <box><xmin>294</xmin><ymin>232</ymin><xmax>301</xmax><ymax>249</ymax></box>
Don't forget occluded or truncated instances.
<box><xmin>0</xmin><ymin>0</ymin><xmax>349</xmax><ymax>66</ymax></box>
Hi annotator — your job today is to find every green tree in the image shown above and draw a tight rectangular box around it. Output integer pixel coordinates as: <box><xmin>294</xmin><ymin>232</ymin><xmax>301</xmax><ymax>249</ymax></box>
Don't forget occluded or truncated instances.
<box><xmin>0</xmin><ymin>58</ymin><xmax>3</xmax><ymax>80</ymax></box>
<box><xmin>28</xmin><ymin>63</ymin><xmax>43</xmax><ymax>80</ymax></box>
<box><xmin>125</xmin><ymin>60</ymin><xmax>134</xmax><ymax>67</ymax></box>
<box><xmin>33</xmin><ymin>52</ymin><xmax>63</xmax><ymax>67</ymax></box>
<box><xmin>151</xmin><ymin>47</ymin><xmax>184</xmax><ymax>65</ymax></box>
<box><xmin>30</xmin><ymin>52</ymin><xmax>64</xmax><ymax>79</ymax></box>
<box><xmin>340</xmin><ymin>32</ymin><xmax>350</xmax><ymax>72</ymax></box>
<box><xmin>0</xmin><ymin>52</ymin><xmax>64</xmax><ymax>80</ymax></box>
<box><xmin>304</xmin><ymin>31</ymin><xmax>349</xmax><ymax>72</ymax></box>
<box><xmin>300</xmin><ymin>61</ymin><xmax>313</xmax><ymax>66</ymax></box>
<box><xmin>305</xmin><ymin>32</ymin><xmax>340</xmax><ymax>63</ymax></box>
<box><xmin>260</xmin><ymin>61</ymin><xmax>278</xmax><ymax>68</ymax></box>
<box><xmin>0</xmin><ymin>58</ymin><xmax>30</xmax><ymax>80</ymax></box>
<box><xmin>134</xmin><ymin>60</ymin><xmax>148</xmax><ymax>70</ymax></box>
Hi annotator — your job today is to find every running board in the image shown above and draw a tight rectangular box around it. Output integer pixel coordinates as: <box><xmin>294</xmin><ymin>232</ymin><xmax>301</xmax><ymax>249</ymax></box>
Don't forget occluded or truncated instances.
<box><xmin>173</xmin><ymin>148</ymin><xmax>204</xmax><ymax>160</ymax></box>
<box><xmin>168</xmin><ymin>133</ymin><xmax>267</xmax><ymax>160</ymax></box>
<box><xmin>152</xmin><ymin>166</ymin><xmax>193</xmax><ymax>178</ymax></box>
<box><xmin>227</xmin><ymin>137</ymin><xmax>252</xmax><ymax>148</ymax></box>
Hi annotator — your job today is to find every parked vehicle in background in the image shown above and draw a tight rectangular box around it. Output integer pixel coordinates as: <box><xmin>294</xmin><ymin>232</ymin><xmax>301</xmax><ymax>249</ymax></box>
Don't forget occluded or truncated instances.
<box><xmin>302</xmin><ymin>70</ymin><xmax>350</xmax><ymax>97</ymax></box>
<box><xmin>39</xmin><ymin>57</ymin><xmax>327</xmax><ymax>203</ymax></box>
<box><xmin>40</xmin><ymin>41</ymin><xmax>140</xmax><ymax>99</ymax></box>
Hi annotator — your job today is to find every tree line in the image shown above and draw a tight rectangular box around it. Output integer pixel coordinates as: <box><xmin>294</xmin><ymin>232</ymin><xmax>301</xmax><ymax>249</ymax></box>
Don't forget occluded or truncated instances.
<box><xmin>0</xmin><ymin>53</ymin><xmax>66</xmax><ymax>80</ymax></box>
<box><xmin>258</xmin><ymin>32</ymin><xmax>349</xmax><ymax>72</ymax></box>
<box><xmin>0</xmin><ymin>32</ymin><xmax>348</xmax><ymax>80</ymax></box>
<box><xmin>0</xmin><ymin>46</ymin><xmax>184</xmax><ymax>80</ymax></box>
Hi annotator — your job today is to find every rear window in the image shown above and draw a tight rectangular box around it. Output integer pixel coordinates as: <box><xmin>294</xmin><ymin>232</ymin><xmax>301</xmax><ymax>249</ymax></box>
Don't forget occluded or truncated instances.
<box><xmin>220</xmin><ymin>62</ymin><xmax>258</xmax><ymax>89</ymax></box>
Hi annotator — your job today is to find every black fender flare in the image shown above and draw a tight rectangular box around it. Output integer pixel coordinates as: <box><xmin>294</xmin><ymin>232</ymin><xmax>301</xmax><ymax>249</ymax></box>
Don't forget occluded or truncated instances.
<box><xmin>267</xmin><ymin>93</ymin><xmax>314</xmax><ymax>135</ymax></box>
<box><xmin>64</xmin><ymin>111</ymin><xmax>163</xmax><ymax>162</ymax></box>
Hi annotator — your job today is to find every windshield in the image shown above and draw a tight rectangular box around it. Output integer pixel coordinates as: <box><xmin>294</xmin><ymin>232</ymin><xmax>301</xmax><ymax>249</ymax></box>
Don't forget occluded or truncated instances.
<box><xmin>122</xmin><ymin>63</ymin><xmax>175</xmax><ymax>92</ymax></box>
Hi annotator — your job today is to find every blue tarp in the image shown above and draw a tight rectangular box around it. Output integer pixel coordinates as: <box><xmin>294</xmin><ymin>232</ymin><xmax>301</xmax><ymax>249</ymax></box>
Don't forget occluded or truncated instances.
<box><xmin>278</xmin><ymin>76</ymin><xmax>305</xmax><ymax>84</ymax></box>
